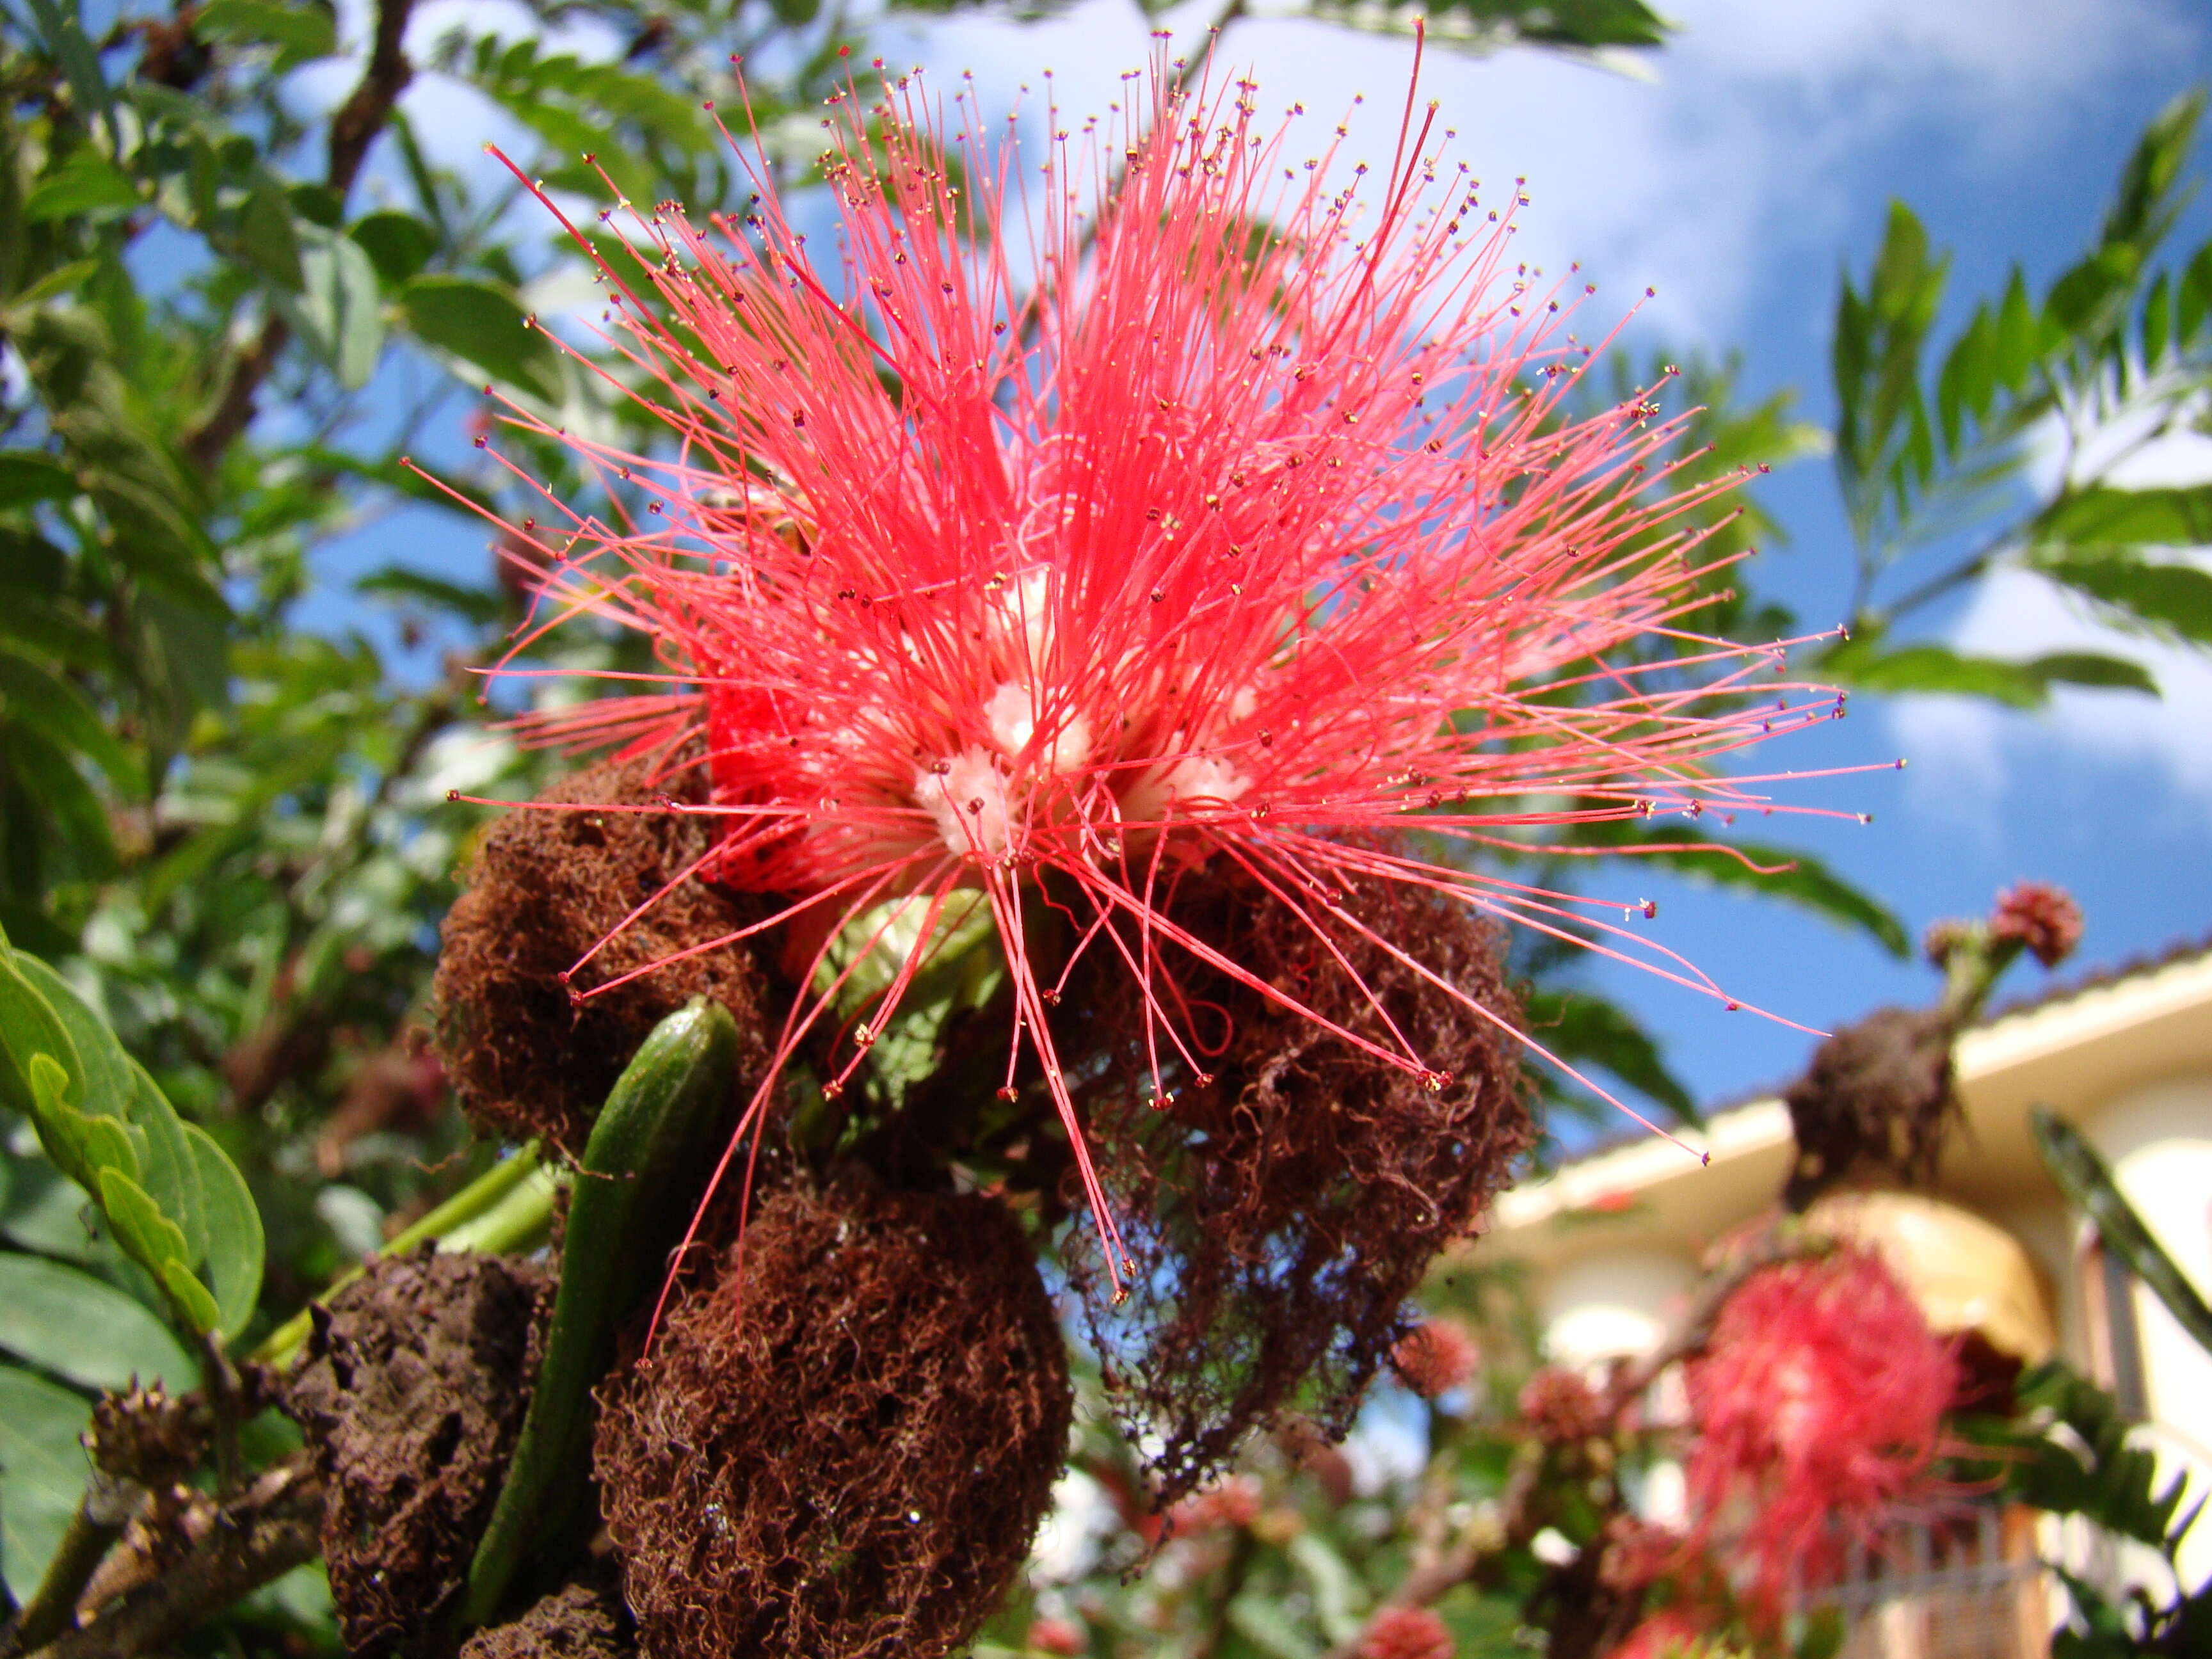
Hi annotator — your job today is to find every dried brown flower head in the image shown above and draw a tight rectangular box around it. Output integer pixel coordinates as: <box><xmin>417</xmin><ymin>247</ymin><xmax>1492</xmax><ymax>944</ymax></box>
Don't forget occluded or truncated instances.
<box><xmin>286</xmin><ymin>1247</ymin><xmax>549</xmax><ymax>1656</ymax></box>
<box><xmin>594</xmin><ymin>1183</ymin><xmax>1071</xmax><ymax>1659</ymax></box>
<box><xmin>1059</xmin><ymin>867</ymin><xmax>1531</xmax><ymax>1507</ymax></box>
<box><xmin>433</xmin><ymin>752</ymin><xmax>774</xmax><ymax>1153</ymax></box>
<box><xmin>1781</xmin><ymin>1005</ymin><xmax>1958</xmax><ymax>1212</ymax></box>
<box><xmin>457</xmin><ymin>1571</ymin><xmax>634</xmax><ymax>1659</ymax></box>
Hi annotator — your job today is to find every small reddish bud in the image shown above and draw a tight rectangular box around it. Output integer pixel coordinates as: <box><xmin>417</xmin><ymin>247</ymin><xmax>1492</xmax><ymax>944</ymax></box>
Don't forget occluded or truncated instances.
<box><xmin>1989</xmin><ymin>879</ymin><xmax>2083</xmax><ymax>968</ymax></box>
<box><xmin>1516</xmin><ymin>1366</ymin><xmax>1607</xmax><ymax>1446</ymax></box>
<box><xmin>1391</xmin><ymin>1318</ymin><xmax>1480</xmax><ymax>1399</ymax></box>
<box><xmin>1358</xmin><ymin>1605</ymin><xmax>1455</xmax><ymax>1659</ymax></box>
<box><xmin>1171</xmin><ymin>1474</ymin><xmax>1263</xmax><ymax>1534</ymax></box>
<box><xmin>1029</xmin><ymin>1615</ymin><xmax>1086</xmax><ymax>1655</ymax></box>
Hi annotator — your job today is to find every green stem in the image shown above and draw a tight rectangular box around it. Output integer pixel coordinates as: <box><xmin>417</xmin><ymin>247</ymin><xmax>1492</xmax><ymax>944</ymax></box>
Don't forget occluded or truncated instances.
<box><xmin>1939</xmin><ymin>931</ymin><xmax>2021</xmax><ymax>1025</ymax></box>
<box><xmin>0</xmin><ymin>1473</ymin><xmax>137</xmax><ymax>1659</ymax></box>
<box><xmin>250</xmin><ymin>1145</ymin><xmax>547</xmax><ymax>1368</ymax></box>
<box><xmin>433</xmin><ymin>1163</ymin><xmax>563</xmax><ymax>1256</ymax></box>
<box><xmin>456</xmin><ymin>1000</ymin><xmax>739</xmax><ymax>1631</ymax></box>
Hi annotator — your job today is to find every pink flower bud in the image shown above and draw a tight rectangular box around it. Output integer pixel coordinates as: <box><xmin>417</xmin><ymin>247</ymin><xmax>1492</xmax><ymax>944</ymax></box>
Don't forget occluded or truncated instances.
<box><xmin>1393</xmin><ymin>1318</ymin><xmax>1482</xmax><ymax>1399</ymax></box>
<box><xmin>1359</xmin><ymin>1605</ymin><xmax>1455</xmax><ymax>1659</ymax></box>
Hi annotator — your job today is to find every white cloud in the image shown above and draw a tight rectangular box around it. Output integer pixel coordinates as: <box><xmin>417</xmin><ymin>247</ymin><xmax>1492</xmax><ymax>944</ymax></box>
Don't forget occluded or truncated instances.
<box><xmin>1894</xmin><ymin>418</ymin><xmax>2212</xmax><ymax>824</ymax></box>
<box><xmin>903</xmin><ymin>0</ymin><xmax>2202</xmax><ymax>345</ymax></box>
<box><xmin>1892</xmin><ymin>564</ymin><xmax>2212</xmax><ymax>826</ymax></box>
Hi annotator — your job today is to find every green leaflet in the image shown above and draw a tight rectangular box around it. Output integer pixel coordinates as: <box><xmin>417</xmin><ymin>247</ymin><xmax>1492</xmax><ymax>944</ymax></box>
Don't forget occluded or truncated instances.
<box><xmin>0</xmin><ymin>1363</ymin><xmax>93</xmax><ymax>1607</ymax></box>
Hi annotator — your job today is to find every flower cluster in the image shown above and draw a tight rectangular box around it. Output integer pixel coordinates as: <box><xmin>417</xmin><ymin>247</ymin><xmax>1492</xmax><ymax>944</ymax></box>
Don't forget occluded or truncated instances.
<box><xmin>1607</xmin><ymin>1610</ymin><xmax>1743</xmax><ymax>1659</ymax></box>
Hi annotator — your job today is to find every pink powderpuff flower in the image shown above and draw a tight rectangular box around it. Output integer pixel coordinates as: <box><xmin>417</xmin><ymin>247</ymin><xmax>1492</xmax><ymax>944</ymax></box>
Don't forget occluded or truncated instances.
<box><xmin>1393</xmin><ymin>1317</ymin><xmax>1482</xmax><ymax>1399</ymax></box>
<box><xmin>1683</xmin><ymin>1247</ymin><xmax>1955</xmax><ymax>1614</ymax></box>
<box><xmin>1359</xmin><ymin>1604</ymin><xmax>1456</xmax><ymax>1659</ymax></box>
<box><xmin>450</xmin><ymin>42</ymin><xmax>1864</xmax><ymax>1285</ymax></box>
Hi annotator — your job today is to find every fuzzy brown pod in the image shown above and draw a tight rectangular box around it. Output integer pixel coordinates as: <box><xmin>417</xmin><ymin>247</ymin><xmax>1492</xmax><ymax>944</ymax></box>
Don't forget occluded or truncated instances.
<box><xmin>285</xmin><ymin>1246</ymin><xmax>549</xmax><ymax>1656</ymax></box>
<box><xmin>593</xmin><ymin>1183</ymin><xmax>1072</xmax><ymax>1659</ymax></box>
<box><xmin>1781</xmin><ymin>1004</ymin><xmax>1958</xmax><ymax>1212</ymax></box>
<box><xmin>458</xmin><ymin>1570</ymin><xmax>634</xmax><ymax>1659</ymax></box>
<box><xmin>1055</xmin><ymin>865</ymin><xmax>1532</xmax><ymax>1509</ymax></box>
<box><xmin>433</xmin><ymin>750</ymin><xmax>775</xmax><ymax>1153</ymax></box>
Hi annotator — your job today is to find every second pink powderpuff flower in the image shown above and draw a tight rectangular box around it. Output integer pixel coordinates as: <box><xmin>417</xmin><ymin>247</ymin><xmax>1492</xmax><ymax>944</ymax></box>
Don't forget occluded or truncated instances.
<box><xmin>1683</xmin><ymin>1246</ymin><xmax>1957</xmax><ymax>1614</ymax></box>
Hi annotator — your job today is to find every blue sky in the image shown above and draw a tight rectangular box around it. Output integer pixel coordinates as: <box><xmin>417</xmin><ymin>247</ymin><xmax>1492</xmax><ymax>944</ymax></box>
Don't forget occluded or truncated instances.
<box><xmin>333</xmin><ymin>0</ymin><xmax>2212</xmax><ymax>1119</ymax></box>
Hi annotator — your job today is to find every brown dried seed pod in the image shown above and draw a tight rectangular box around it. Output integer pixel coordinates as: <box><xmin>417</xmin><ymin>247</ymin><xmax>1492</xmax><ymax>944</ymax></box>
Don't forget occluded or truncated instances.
<box><xmin>1781</xmin><ymin>1004</ymin><xmax>1958</xmax><ymax>1212</ymax></box>
<box><xmin>285</xmin><ymin>1246</ymin><xmax>549</xmax><ymax>1657</ymax></box>
<box><xmin>1057</xmin><ymin>863</ymin><xmax>1532</xmax><ymax>1508</ymax></box>
<box><xmin>433</xmin><ymin>750</ymin><xmax>774</xmax><ymax>1153</ymax></box>
<box><xmin>458</xmin><ymin>1569</ymin><xmax>634</xmax><ymax>1659</ymax></box>
<box><xmin>595</xmin><ymin>1183</ymin><xmax>1072</xmax><ymax>1659</ymax></box>
<box><xmin>85</xmin><ymin>1380</ymin><xmax>211</xmax><ymax>1489</ymax></box>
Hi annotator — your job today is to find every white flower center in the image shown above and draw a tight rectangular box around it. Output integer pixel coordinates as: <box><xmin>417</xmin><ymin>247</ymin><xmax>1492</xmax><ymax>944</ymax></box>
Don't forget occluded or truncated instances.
<box><xmin>1120</xmin><ymin>753</ymin><xmax>1253</xmax><ymax>827</ymax></box>
<box><xmin>984</xmin><ymin>680</ymin><xmax>1093</xmax><ymax>774</ymax></box>
<box><xmin>915</xmin><ymin>747</ymin><xmax>1014</xmax><ymax>859</ymax></box>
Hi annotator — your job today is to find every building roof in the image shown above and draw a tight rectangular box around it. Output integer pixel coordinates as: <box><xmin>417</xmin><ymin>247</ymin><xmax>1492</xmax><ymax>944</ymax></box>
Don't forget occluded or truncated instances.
<box><xmin>1486</xmin><ymin>934</ymin><xmax>2212</xmax><ymax>1267</ymax></box>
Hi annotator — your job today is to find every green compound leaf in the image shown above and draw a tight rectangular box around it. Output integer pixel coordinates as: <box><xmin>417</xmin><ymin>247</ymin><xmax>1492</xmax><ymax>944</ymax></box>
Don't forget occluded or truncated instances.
<box><xmin>2033</xmin><ymin>1108</ymin><xmax>2212</xmax><ymax>1360</ymax></box>
<box><xmin>28</xmin><ymin>1054</ymin><xmax>139</xmax><ymax>1196</ymax></box>
<box><xmin>2039</xmin><ymin>483</ymin><xmax>2212</xmax><ymax>548</ymax></box>
<box><xmin>1825</xmin><ymin>642</ymin><xmax>2050</xmax><ymax>707</ymax></box>
<box><xmin>349</xmin><ymin>209</ymin><xmax>438</xmax><ymax>287</ymax></box>
<box><xmin>23</xmin><ymin>150</ymin><xmax>140</xmax><ymax>221</ymax></box>
<box><xmin>8</xmin><ymin>950</ymin><xmax>130</xmax><ymax>1118</ymax></box>
<box><xmin>3</xmin><ymin>942</ymin><xmax>214</xmax><ymax>1282</ymax></box>
<box><xmin>96</xmin><ymin>1167</ymin><xmax>188</xmax><ymax>1279</ymax></box>
<box><xmin>239</xmin><ymin>179</ymin><xmax>304</xmax><ymax>291</ymax></box>
<box><xmin>1524</xmin><ymin>989</ymin><xmax>1700</xmax><ymax>1128</ymax></box>
<box><xmin>0</xmin><ymin>654</ymin><xmax>138</xmax><ymax>790</ymax></box>
<box><xmin>2035</xmin><ymin>551</ymin><xmax>2212</xmax><ymax>648</ymax></box>
<box><xmin>127</xmin><ymin>1062</ymin><xmax>207</xmax><ymax>1271</ymax></box>
<box><xmin>1559</xmin><ymin>822</ymin><xmax>1911</xmax><ymax>959</ymax></box>
<box><xmin>195</xmin><ymin>0</ymin><xmax>337</xmax><ymax>67</ymax></box>
<box><xmin>2026</xmin><ymin>651</ymin><xmax>2158</xmax><ymax>696</ymax></box>
<box><xmin>0</xmin><ymin>451</ymin><xmax>76</xmax><ymax>509</ymax></box>
<box><xmin>277</xmin><ymin>227</ymin><xmax>385</xmax><ymax>390</ymax></box>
